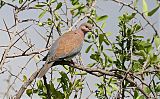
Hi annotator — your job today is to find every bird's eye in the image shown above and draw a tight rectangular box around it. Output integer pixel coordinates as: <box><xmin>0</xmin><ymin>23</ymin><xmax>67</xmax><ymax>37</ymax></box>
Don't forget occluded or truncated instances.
<box><xmin>85</xmin><ymin>26</ymin><xmax>88</xmax><ymax>28</ymax></box>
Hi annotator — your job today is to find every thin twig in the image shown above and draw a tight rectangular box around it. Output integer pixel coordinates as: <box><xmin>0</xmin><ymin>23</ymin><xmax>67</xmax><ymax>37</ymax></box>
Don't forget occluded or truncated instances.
<box><xmin>14</xmin><ymin>60</ymin><xmax>150</xmax><ymax>99</ymax></box>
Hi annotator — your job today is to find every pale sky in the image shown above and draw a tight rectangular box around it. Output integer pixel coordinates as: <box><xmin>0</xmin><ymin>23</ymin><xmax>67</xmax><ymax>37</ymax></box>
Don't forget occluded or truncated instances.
<box><xmin>0</xmin><ymin>0</ymin><xmax>159</xmax><ymax>98</ymax></box>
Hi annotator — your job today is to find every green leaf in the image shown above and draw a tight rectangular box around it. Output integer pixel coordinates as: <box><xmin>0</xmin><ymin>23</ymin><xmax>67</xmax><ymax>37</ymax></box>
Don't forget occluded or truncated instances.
<box><xmin>73</xmin><ymin>79</ymin><xmax>83</xmax><ymax>90</ymax></box>
<box><xmin>34</xmin><ymin>4</ymin><xmax>46</xmax><ymax>8</ymax></box>
<box><xmin>133</xmin><ymin>24</ymin><xmax>141</xmax><ymax>31</ymax></box>
<box><xmin>103</xmin><ymin>52</ymin><xmax>113</xmax><ymax>63</ymax></box>
<box><xmin>99</xmin><ymin>34</ymin><xmax>104</xmax><ymax>45</ymax></box>
<box><xmin>59</xmin><ymin>71</ymin><xmax>69</xmax><ymax>91</ymax></box>
<box><xmin>105</xmin><ymin>32</ymin><xmax>112</xmax><ymax>37</ymax></box>
<box><xmin>71</xmin><ymin>0</ymin><xmax>79</xmax><ymax>5</ymax></box>
<box><xmin>38</xmin><ymin>22</ymin><xmax>44</xmax><ymax>26</ymax></box>
<box><xmin>47</xmin><ymin>18</ymin><xmax>52</xmax><ymax>25</ymax></box>
<box><xmin>142</xmin><ymin>0</ymin><xmax>148</xmax><ymax>16</ymax></box>
<box><xmin>108</xmin><ymin>56</ymin><xmax>113</xmax><ymax>63</ymax></box>
<box><xmin>51</xmin><ymin>0</ymin><xmax>56</xmax><ymax>3</ymax></box>
<box><xmin>103</xmin><ymin>39</ymin><xmax>110</xmax><ymax>45</ymax></box>
<box><xmin>87</xmin><ymin>63</ymin><xmax>96</xmax><ymax>67</ymax></box>
<box><xmin>85</xmin><ymin>44</ymin><xmax>92</xmax><ymax>53</ymax></box>
<box><xmin>50</xmin><ymin>82</ymin><xmax>65</xmax><ymax>98</ymax></box>
<box><xmin>133</xmin><ymin>0</ymin><xmax>138</xmax><ymax>7</ymax></box>
<box><xmin>19</xmin><ymin>0</ymin><xmax>23</xmax><ymax>4</ymax></box>
<box><xmin>110</xmin><ymin>84</ymin><xmax>118</xmax><ymax>91</ymax></box>
<box><xmin>154</xmin><ymin>36</ymin><xmax>160</xmax><ymax>49</ymax></box>
<box><xmin>128</xmin><ymin>13</ymin><xmax>136</xmax><ymax>20</ymax></box>
<box><xmin>70</xmin><ymin>4</ymin><xmax>81</xmax><ymax>10</ymax></box>
<box><xmin>90</xmin><ymin>53</ymin><xmax>100</xmax><ymax>61</ymax></box>
<box><xmin>144</xmin><ymin>86</ymin><xmax>151</xmax><ymax>94</ymax></box>
<box><xmin>132</xmin><ymin>61</ymin><xmax>142</xmax><ymax>72</ymax></box>
<box><xmin>33</xmin><ymin>89</ymin><xmax>38</xmax><ymax>93</ymax></box>
<box><xmin>134</xmin><ymin>50</ymin><xmax>147</xmax><ymax>59</ymax></box>
<box><xmin>38</xmin><ymin>9</ymin><xmax>47</xmax><ymax>18</ymax></box>
<box><xmin>87</xmin><ymin>32</ymin><xmax>92</xmax><ymax>39</ymax></box>
<box><xmin>155</xmin><ymin>84</ymin><xmax>160</xmax><ymax>92</ymax></box>
<box><xmin>106</xmin><ymin>86</ymin><xmax>112</xmax><ymax>96</ymax></box>
<box><xmin>55</xmin><ymin>2</ymin><xmax>62</xmax><ymax>10</ymax></box>
<box><xmin>22</xmin><ymin>75</ymin><xmax>27</xmax><ymax>82</ymax></box>
<box><xmin>75</xmin><ymin>71</ymin><xmax>87</xmax><ymax>75</ymax></box>
<box><xmin>0</xmin><ymin>0</ymin><xmax>5</xmax><ymax>9</ymax></box>
<box><xmin>42</xmin><ymin>85</ymin><xmax>47</xmax><ymax>94</ymax></box>
<box><xmin>54</xmin><ymin>12</ymin><xmax>60</xmax><ymax>20</ymax></box>
<box><xmin>37</xmin><ymin>80</ymin><xmax>43</xmax><ymax>89</ymax></box>
<box><xmin>34</xmin><ymin>54</ymin><xmax>40</xmax><ymax>63</ymax></box>
<box><xmin>73</xmin><ymin>10</ymin><xmax>81</xmax><ymax>17</ymax></box>
<box><xmin>26</xmin><ymin>89</ymin><xmax>33</xmax><ymax>97</ymax></box>
<box><xmin>72</xmin><ymin>79</ymin><xmax>80</xmax><ymax>87</ymax></box>
<box><xmin>148</xmin><ymin>4</ymin><xmax>160</xmax><ymax>16</ymax></box>
<box><xmin>133</xmin><ymin>89</ymin><xmax>139</xmax><ymax>99</ymax></box>
<box><xmin>133</xmin><ymin>35</ymin><xmax>144</xmax><ymax>39</ymax></box>
<box><xmin>103</xmin><ymin>52</ymin><xmax>108</xmax><ymax>66</ymax></box>
<box><xmin>96</xmin><ymin>15</ymin><xmax>108</xmax><ymax>22</ymax></box>
<box><xmin>50</xmin><ymin>82</ymin><xmax>58</xmax><ymax>96</ymax></box>
<box><xmin>101</xmin><ymin>22</ymin><xmax>106</xmax><ymax>29</ymax></box>
<box><xmin>136</xmin><ymin>95</ymin><xmax>145</xmax><ymax>99</ymax></box>
<box><xmin>50</xmin><ymin>82</ymin><xmax>56</xmax><ymax>93</ymax></box>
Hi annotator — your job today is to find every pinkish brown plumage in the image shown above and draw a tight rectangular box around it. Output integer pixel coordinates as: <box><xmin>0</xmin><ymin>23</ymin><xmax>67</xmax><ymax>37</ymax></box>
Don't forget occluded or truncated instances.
<box><xmin>37</xmin><ymin>23</ymin><xmax>93</xmax><ymax>78</ymax></box>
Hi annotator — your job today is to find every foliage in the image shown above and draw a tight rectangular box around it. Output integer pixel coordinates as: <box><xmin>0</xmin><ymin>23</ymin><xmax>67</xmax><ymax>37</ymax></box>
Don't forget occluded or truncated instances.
<box><xmin>0</xmin><ymin>0</ymin><xmax>159</xmax><ymax>99</ymax></box>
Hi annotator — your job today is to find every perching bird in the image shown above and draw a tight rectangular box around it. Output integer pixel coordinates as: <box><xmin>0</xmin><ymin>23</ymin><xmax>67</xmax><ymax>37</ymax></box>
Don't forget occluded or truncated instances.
<box><xmin>37</xmin><ymin>23</ymin><xmax>93</xmax><ymax>78</ymax></box>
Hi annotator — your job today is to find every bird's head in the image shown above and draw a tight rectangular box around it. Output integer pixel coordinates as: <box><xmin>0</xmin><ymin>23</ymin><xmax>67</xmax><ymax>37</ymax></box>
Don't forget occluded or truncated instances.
<box><xmin>80</xmin><ymin>23</ymin><xmax>93</xmax><ymax>33</ymax></box>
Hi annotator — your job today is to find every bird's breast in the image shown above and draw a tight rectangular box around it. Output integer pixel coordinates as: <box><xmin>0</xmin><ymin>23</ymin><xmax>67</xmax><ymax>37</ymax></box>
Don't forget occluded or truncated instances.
<box><xmin>52</xmin><ymin>32</ymin><xmax>84</xmax><ymax>60</ymax></box>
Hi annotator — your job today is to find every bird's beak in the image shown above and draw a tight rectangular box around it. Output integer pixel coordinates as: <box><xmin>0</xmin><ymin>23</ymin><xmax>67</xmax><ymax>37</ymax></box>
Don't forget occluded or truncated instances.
<box><xmin>89</xmin><ymin>28</ymin><xmax>92</xmax><ymax>32</ymax></box>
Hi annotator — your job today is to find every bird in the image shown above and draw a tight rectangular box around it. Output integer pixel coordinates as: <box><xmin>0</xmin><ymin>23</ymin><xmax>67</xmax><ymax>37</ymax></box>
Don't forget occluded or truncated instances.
<box><xmin>37</xmin><ymin>23</ymin><xmax>93</xmax><ymax>78</ymax></box>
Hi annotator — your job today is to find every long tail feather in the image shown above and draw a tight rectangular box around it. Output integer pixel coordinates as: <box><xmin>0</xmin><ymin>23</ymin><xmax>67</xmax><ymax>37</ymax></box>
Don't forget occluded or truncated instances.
<box><xmin>37</xmin><ymin>62</ymin><xmax>53</xmax><ymax>78</ymax></box>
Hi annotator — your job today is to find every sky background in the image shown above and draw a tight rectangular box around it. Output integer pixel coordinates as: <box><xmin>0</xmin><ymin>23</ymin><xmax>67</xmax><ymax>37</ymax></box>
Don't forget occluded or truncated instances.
<box><xmin>0</xmin><ymin>0</ymin><xmax>159</xmax><ymax>98</ymax></box>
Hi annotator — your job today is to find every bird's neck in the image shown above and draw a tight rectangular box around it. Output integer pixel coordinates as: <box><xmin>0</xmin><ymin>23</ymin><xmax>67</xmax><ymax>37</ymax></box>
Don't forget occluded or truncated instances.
<box><xmin>75</xmin><ymin>29</ymin><xmax>85</xmax><ymax>39</ymax></box>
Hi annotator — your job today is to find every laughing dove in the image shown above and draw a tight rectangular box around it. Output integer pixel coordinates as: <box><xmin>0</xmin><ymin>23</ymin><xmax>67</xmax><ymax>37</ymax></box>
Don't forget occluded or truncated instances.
<box><xmin>37</xmin><ymin>23</ymin><xmax>93</xmax><ymax>78</ymax></box>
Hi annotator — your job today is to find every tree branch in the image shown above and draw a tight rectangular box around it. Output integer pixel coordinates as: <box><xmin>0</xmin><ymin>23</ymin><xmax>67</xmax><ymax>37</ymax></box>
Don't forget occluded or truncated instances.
<box><xmin>14</xmin><ymin>60</ymin><xmax>149</xmax><ymax>99</ymax></box>
<box><xmin>43</xmin><ymin>76</ymin><xmax>51</xmax><ymax>99</ymax></box>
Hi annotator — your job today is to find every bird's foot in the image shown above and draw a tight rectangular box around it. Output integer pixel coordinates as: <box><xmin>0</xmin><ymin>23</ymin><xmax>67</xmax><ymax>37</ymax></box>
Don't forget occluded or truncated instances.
<box><xmin>69</xmin><ymin>60</ymin><xmax>75</xmax><ymax>65</ymax></box>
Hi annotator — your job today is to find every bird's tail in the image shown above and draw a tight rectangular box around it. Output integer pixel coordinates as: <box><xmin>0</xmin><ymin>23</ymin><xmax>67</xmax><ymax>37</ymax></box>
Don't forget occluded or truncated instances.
<box><xmin>37</xmin><ymin>62</ymin><xmax>53</xmax><ymax>78</ymax></box>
